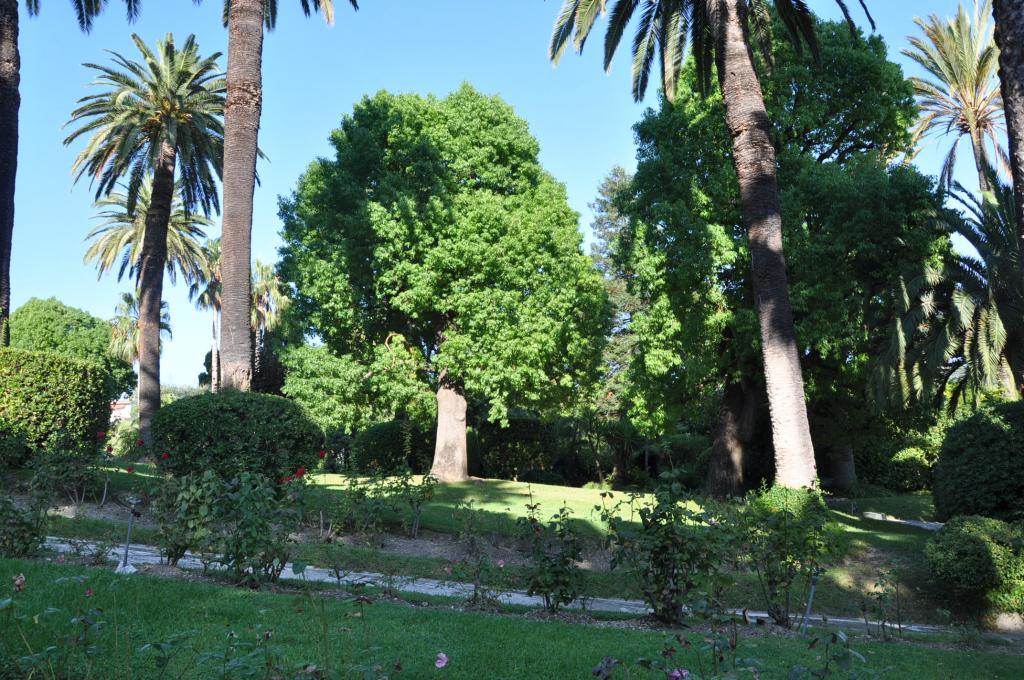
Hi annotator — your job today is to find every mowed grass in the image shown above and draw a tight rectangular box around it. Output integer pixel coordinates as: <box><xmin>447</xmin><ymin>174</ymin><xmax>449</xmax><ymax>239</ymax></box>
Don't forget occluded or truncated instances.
<box><xmin>2</xmin><ymin>560</ymin><xmax>1023</xmax><ymax>679</ymax></box>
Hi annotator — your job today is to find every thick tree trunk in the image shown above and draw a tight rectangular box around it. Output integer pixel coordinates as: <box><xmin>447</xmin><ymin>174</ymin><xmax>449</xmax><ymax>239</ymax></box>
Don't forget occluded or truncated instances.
<box><xmin>430</xmin><ymin>371</ymin><xmax>469</xmax><ymax>482</ymax></box>
<box><xmin>0</xmin><ymin>1</ymin><xmax>18</xmax><ymax>346</ymax></box>
<box><xmin>220</xmin><ymin>0</ymin><xmax>262</xmax><ymax>391</ymax></box>
<box><xmin>992</xmin><ymin>0</ymin><xmax>1024</xmax><ymax>243</ymax></box>
<box><xmin>705</xmin><ymin>379</ymin><xmax>758</xmax><ymax>497</ymax></box>
<box><xmin>713</xmin><ymin>0</ymin><xmax>816</xmax><ymax>488</ymax></box>
<box><xmin>137</xmin><ymin>142</ymin><xmax>176</xmax><ymax>445</ymax></box>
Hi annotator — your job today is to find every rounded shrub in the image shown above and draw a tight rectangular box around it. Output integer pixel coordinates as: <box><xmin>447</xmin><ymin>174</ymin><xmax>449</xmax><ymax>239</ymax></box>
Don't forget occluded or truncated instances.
<box><xmin>882</xmin><ymin>447</ymin><xmax>933</xmax><ymax>492</ymax></box>
<box><xmin>151</xmin><ymin>391</ymin><xmax>323</xmax><ymax>481</ymax></box>
<box><xmin>924</xmin><ymin>515</ymin><xmax>1024</xmax><ymax>615</ymax></box>
<box><xmin>933</xmin><ymin>401</ymin><xmax>1024</xmax><ymax>522</ymax></box>
<box><xmin>0</xmin><ymin>348</ymin><xmax>111</xmax><ymax>457</ymax></box>
<box><xmin>350</xmin><ymin>419</ymin><xmax>432</xmax><ymax>473</ymax></box>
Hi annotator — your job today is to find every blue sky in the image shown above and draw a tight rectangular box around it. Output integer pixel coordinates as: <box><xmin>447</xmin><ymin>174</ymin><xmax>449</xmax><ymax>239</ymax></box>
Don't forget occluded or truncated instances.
<box><xmin>12</xmin><ymin>0</ymin><xmax>974</xmax><ymax>385</ymax></box>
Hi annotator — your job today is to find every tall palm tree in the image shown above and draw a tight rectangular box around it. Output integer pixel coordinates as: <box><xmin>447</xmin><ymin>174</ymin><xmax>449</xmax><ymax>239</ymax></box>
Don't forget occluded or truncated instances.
<box><xmin>0</xmin><ymin>1</ymin><xmax>139</xmax><ymax>346</ymax></box>
<box><xmin>64</xmin><ymin>33</ymin><xmax>224</xmax><ymax>444</ymax></box>
<box><xmin>881</xmin><ymin>172</ymin><xmax>1022</xmax><ymax>410</ymax></box>
<box><xmin>991</xmin><ymin>0</ymin><xmax>1024</xmax><ymax>248</ymax></box>
<box><xmin>902</xmin><ymin>0</ymin><xmax>1008</xmax><ymax>193</ymax></box>
<box><xmin>110</xmin><ymin>291</ymin><xmax>171</xmax><ymax>366</ymax></box>
<box><xmin>190</xmin><ymin>238</ymin><xmax>222</xmax><ymax>391</ymax></box>
<box><xmin>549</xmin><ymin>0</ymin><xmax>873</xmax><ymax>489</ymax></box>
<box><xmin>215</xmin><ymin>0</ymin><xmax>358</xmax><ymax>391</ymax></box>
<box><xmin>250</xmin><ymin>258</ymin><xmax>288</xmax><ymax>388</ymax></box>
<box><xmin>85</xmin><ymin>179</ymin><xmax>213</xmax><ymax>285</ymax></box>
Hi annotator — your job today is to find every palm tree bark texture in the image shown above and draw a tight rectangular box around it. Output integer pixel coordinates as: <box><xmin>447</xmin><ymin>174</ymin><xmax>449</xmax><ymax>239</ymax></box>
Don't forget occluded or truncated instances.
<box><xmin>137</xmin><ymin>141</ymin><xmax>176</xmax><ymax>444</ymax></box>
<box><xmin>220</xmin><ymin>0</ymin><xmax>262</xmax><ymax>390</ymax></box>
<box><xmin>713</xmin><ymin>0</ymin><xmax>817</xmax><ymax>488</ymax></box>
<box><xmin>992</xmin><ymin>0</ymin><xmax>1024</xmax><ymax>240</ymax></box>
<box><xmin>0</xmin><ymin>0</ymin><xmax>18</xmax><ymax>346</ymax></box>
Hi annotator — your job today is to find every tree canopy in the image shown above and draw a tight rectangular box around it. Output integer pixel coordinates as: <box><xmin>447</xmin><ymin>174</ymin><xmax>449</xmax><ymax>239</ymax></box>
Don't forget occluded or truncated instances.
<box><xmin>9</xmin><ymin>297</ymin><xmax>135</xmax><ymax>400</ymax></box>
<box><xmin>279</xmin><ymin>84</ymin><xmax>608</xmax><ymax>432</ymax></box>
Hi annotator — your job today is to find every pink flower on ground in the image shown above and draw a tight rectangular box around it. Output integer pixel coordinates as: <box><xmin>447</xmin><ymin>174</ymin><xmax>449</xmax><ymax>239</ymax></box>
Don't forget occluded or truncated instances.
<box><xmin>56</xmin><ymin>554</ymin><xmax>65</xmax><ymax>564</ymax></box>
<box><xmin>84</xmin><ymin>588</ymin><xmax>93</xmax><ymax>598</ymax></box>
<box><xmin>443</xmin><ymin>564</ymin><xmax>452</xmax><ymax>575</ymax></box>
<box><xmin>496</xmin><ymin>560</ymin><xmax>505</xmax><ymax>569</ymax></box>
<box><xmin>125</xmin><ymin>466</ymin><xmax>134</xmax><ymax>474</ymax></box>
<box><xmin>12</xmin><ymin>574</ymin><xmax>25</xmax><ymax>592</ymax></box>
<box><xmin>435</xmin><ymin>652</ymin><xmax>448</xmax><ymax>669</ymax></box>
<box><xmin>667</xmin><ymin>670</ymin><xmax>690</xmax><ymax>680</ymax></box>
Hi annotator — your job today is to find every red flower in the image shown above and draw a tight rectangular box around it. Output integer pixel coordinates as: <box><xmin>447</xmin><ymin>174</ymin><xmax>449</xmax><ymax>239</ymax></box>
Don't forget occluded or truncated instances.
<box><xmin>136</xmin><ymin>438</ymin><xmax>145</xmax><ymax>447</ymax></box>
<box><xmin>96</xmin><ymin>431</ymin><xmax>106</xmax><ymax>439</ymax></box>
<box><xmin>160</xmin><ymin>452</ymin><xmax>170</xmax><ymax>460</ymax></box>
<box><xmin>318</xmin><ymin>449</ymin><xmax>327</xmax><ymax>459</ymax></box>
<box><xmin>125</xmin><ymin>466</ymin><xmax>134</xmax><ymax>474</ymax></box>
<box><xmin>281</xmin><ymin>475</ymin><xmax>293</xmax><ymax>483</ymax></box>
<box><xmin>295</xmin><ymin>467</ymin><xmax>306</xmax><ymax>478</ymax></box>
<box><xmin>84</xmin><ymin>588</ymin><xmax>93</xmax><ymax>598</ymax></box>
<box><xmin>105</xmin><ymin>445</ymin><xmax>113</xmax><ymax>453</ymax></box>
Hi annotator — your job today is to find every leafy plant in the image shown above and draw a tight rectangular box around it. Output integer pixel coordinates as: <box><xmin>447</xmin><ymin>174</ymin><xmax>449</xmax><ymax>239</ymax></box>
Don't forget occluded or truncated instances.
<box><xmin>741</xmin><ymin>486</ymin><xmax>836</xmax><ymax>627</ymax></box>
<box><xmin>518</xmin><ymin>498</ymin><xmax>585</xmax><ymax>612</ymax></box>
<box><xmin>447</xmin><ymin>501</ymin><xmax>510</xmax><ymax>609</ymax></box>
<box><xmin>601</xmin><ymin>472</ymin><xmax>741</xmax><ymax>624</ymax></box>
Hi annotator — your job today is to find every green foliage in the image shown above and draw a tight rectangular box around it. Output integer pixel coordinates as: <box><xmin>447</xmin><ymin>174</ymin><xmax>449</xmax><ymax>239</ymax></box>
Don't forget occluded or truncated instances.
<box><xmin>447</xmin><ymin>500</ymin><xmax>511</xmax><ymax>608</ymax></box>
<box><xmin>107</xmin><ymin>418</ymin><xmax>144</xmax><ymax>460</ymax></box>
<box><xmin>924</xmin><ymin>516</ymin><xmax>1024</xmax><ymax>615</ymax></box>
<box><xmin>934</xmin><ymin>401</ymin><xmax>1024</xmax><ymax>522</ymax></box>
<box><xmin>518</xmin><ymin>501</ymin><xmax>585</xmax><ymax>612</ymax></box>
<box><xmin>475</xmin><ymin>413</ymin><xmax>558</xmax><ymax>480</ymax></box>
<box><xmin>155</xmin><ymin>470</ymin><xmax>304</xmax><ymax>587</ymax></box>
<box><xmin>0</xmin><ymin>422</ymin><xmax>27</xmax><ymax>470</ymax></box>
<box><xmin>9</xmin><ymin>297</ymin><xmax>135</xmax><ymax>400</ymax></box>
<box><xmin>0</xmin><ymin>348</ymin><xmax>111</xmax><ymax>457</ymax></box>
<box><xmin>882</xmin><ymin>447</ymin><xmax>934</xmax><ymax>492</ymax></box>
<box><xmin>279</xmin><ymin>84</ymin><xmax>608</xmax><ymax>428</ymax></box>
<box><xmin>350</xmin><ymin>419</ymin><xmax>432</xmax><ymax>474</ymax></box>
<box><xmin>151</xmin><ymin>391</ymin><xmax>322</xmax><ymax>481</ymax></box>
<box><xmin>600</xmin><ymin>472</ymin><xmax>740</xmax><ymax>624</ymax></box>
<box><xmin>0</xmin><ymin>495</ymin><xmax>47</xmax><ymax>559</ymax></box>
<box><xmin>741</xmin><ymin>486</ymin><xmax>836</xmax><ymax>627</ymax></box>
<box><xmin>618</xmin><ymin>21</ymin><xmax>944</xmax><ymax>443</ymax></box>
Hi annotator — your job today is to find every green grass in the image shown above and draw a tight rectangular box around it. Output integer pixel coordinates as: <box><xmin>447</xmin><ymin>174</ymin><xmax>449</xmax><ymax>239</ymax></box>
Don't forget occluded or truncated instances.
<box><xmin>3</xmin><ymin>560</ymin><xmax>1022</xmax><ymax>679</ymax></box>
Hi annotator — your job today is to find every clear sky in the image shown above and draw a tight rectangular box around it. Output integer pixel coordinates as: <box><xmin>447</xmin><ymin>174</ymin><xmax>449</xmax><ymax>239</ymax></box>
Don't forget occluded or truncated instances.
<box><xmin>11</xmin><ymin>0</ymin><xmax>973</xmax><ymax>386</ymax></box>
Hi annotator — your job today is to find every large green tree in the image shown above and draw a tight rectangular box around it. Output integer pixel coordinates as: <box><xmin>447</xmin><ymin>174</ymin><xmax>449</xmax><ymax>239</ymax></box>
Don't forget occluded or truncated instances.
<box><xmin>616</xmin><ymin>21</ymin><xmax>947</xmax><ymax>494</ymax></box>
<box><xmin>550</xmin><ymin>0</ymin><xmax>876</xmax><ymax>488</ymax></box>
<box><xmin>279</xmin><ymin>85</ymin><xmax>608</xmax><ymax>481</ymax></box>
<box><xmin>64</xmin><ymin>33</ymin><xmax>224</xmax><ymax>444</ymax></box>
<box><xmin>9</xmin><ymin>296</ymin><xmax>134</xmax><ymax>400</ymax></box>
<box><xmin>213</xmin><ymin>0</ymin><xmax>358</xmax><ymax>392</ymax></box>
<box><xmin>0</xmin><ymin>1</ymin><xmax>140</xmax><ymax>346</ymax></box>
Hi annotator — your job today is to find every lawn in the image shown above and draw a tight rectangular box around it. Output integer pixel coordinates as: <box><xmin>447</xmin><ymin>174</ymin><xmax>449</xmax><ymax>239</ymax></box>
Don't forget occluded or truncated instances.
<box><xmin>2</xmin><ymin>560</ymin><xmax>1022</xmax><ymax>679</ymax></box>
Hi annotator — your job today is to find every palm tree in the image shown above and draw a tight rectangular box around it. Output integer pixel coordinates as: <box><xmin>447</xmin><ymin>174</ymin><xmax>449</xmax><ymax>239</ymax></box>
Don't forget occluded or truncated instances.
<box><xmin>250</xmin><ymin>258</ymin><xmax>288</xmax><ymax>389</ymax></box>
<box><xmin>215</xmin><ymin>0</ymin><xmax>358</xmax><ymax>391</ymax></box>
<box><xmin>190</xmin><ymin>238</ymin><xmax>222</xmax><ymax>391</ymax></box>
<box><xmin>0</xmin><ymin>1</ymin><xmax>140</xmax><ymax>346</ymax></box>
<box><xmin>881</xmin><ymin>172</ymin><xmax>1022</xmax><ymax>410</ymax></box>
<box><xmin>549</xmin><ymin>0</ymin><xmax>873</xmax><ymax>489</ymax></box>
<box><xmin>64</xmin><ymin>33</ymin><xmax>224</xmax><ymax>444</ymax></box>
<box><xmin>991</xmin><ymin>0</ymin><xmax>1024</xmax><ymax>248</ymax></box>
<box><xmin>902</xmin><ymin>0</ymin><xmax>1008</xmax><ymax>193</ymax></box>
<box><xmin>85</xmin><ymin>179</ymin><xmax>213</xmax><ymax>285</ymax></box>
<box><xmin>110</xmin><ymin>291</ymin><xmax>172</xmax><ymax>366</ymax></box>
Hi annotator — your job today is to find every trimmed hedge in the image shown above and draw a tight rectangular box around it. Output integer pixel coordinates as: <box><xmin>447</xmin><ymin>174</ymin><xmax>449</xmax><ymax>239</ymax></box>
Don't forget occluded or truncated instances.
<box><xmin>883</xmin><ymin>447</ymin><xmax>933</xmax><ymax>492</ymax></box>
<box><xmin>924</xmin><ymin>516</ymin><xmax>1024</xmax><ymax>615</ymax></box>
<box><xmin>151</xmin><ymin>391</ymin><xmax>323</xmax><ymax>481</ymax></box>
<box><xmin>350</xmin><ymin>419</ymin><xmax>432</xmax><ymax>473</ymax></box>
<box><xmin>934</xmin><ymin>401</ymin><xmax>1024</xmax><ymax>522</ymax></box>
<box><xmin>0</xmin><ymin>348</ymin><xmax>110</xmax><ymax>458</ymax></box>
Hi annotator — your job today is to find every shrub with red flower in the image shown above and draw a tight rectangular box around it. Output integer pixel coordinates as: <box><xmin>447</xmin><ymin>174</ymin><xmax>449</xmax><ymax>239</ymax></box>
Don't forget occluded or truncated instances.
<box><xmin>160</xmin><ymin>452</ymin><xmax>170</xmax><ymax>460</ymax></box>
<box><xmin>318</xmin><ymin>449</ymin><xmax>327</xmax><ymax>459</ymax></box>
<box><xmin>136</xmin><ymin>438</ymin><xmax>145</xmax><ymax>447</ymax></box>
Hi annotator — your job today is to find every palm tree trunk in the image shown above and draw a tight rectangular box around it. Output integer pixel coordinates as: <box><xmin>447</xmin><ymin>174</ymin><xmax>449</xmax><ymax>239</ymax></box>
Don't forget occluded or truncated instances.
<box><xmin>713</xmin><ymin>0</ymin><xmax>816</xmax><ymax>488</ymax></box>
<box><xmin>431</xmin><ymin>369</ymin><xmax>469</xmax><ymax>482</ymax></box>
<box><xmin>219</xmin><ymin>0</ymin><xmax>263</xmax><ymax>391</ymax></box>
<box><xmin>992</xmin><ymin>0</ymin><xmax>1024</xmax><ymax>242</ymax></box>
<box><xmin>0</xmin><ymin>0</ymin><xmax>19</xmax><ymax>346</ymax></box>
<box><xmin>970</xmin><ymin>127</ymin><xmax>991</xmax><ymax>194</ymax></box>
<box><xmin>137</xmin><ymin>141</ymin><xmax>176</xmax><ymax>445</ymax></box>
<box><xmin>210</xmin><ymin>313</ymin><xmax>220</xmax><ymax>392</ymax></box>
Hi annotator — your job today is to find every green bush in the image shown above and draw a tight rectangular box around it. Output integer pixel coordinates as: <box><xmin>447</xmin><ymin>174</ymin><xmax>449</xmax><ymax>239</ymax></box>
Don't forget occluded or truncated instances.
<box><xmin>476</xmin><ymin>414</ymin><xmax>556</xmax><ymax>480</ymax></box>
<box><xmin>933</xmin><ymin>401</ymin><xmax>1024</xmax><ymax>522</ymax></box>
<box><xmin>0</xmin><ymin>418</ymin><xmax>27</xmax><ymax>469</ymax></box>
<box><xmin>151</xmin><ymin>391</ymin><xmax>323</xmax><ymax>481</ymax></box>
<box><xmin>882</xmin><ymin>447</ymin><xmax>933</xmax><ymax>492</ymax></box>
<box><xmin>350</xmin><ymin>419</ymin><xmax>432</xmax><ymax>473</ymax></box>
<box><xmin>0</xmin><ymin>348</ymin><xmax>111</xmax><ymax>457</ymax></box>
<box><xmin>924</xmin><ymin>516</ymin><xmax>1024</xmax><ymax>615</ymax></box>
